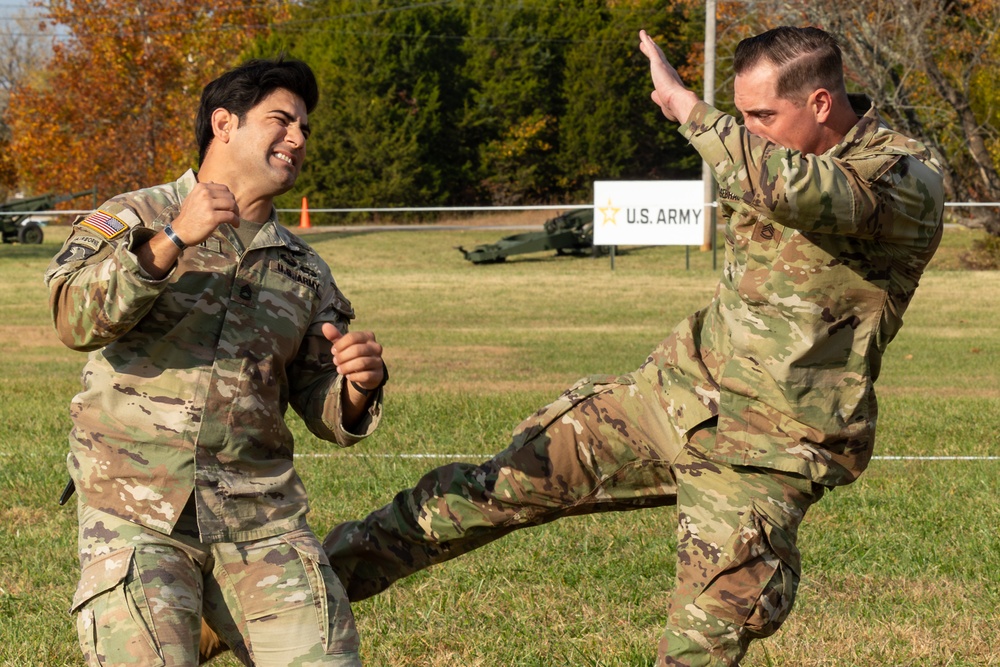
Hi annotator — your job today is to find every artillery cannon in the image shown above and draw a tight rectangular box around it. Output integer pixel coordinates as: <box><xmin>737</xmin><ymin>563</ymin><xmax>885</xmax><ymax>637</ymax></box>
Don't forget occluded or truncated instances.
<box><xmin>457</xmin><ymin>208</ymin><xmax>607</xmax><ymax>264</ymax></box>
<box><xmin>1</xmin><ymin>189</ymin><xmax>95</xmax><ymax>244</ymax></box>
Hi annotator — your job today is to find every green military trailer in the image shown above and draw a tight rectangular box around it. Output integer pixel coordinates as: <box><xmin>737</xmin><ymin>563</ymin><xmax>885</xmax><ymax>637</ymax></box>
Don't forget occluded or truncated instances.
<box><xmin>1</xmin><ymin>190</ymin><xmax>95</xmax><ymax>244</ymax></box>
<box><xmin>458</xmin><ymin>207</ymin><xmax>608</xmax><ymax>264</ymax></box>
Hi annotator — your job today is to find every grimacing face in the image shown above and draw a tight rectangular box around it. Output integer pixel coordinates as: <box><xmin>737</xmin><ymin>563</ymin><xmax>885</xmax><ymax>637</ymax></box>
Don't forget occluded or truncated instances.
<box><xmin>733</xmin><ymin>61</ymin><xmax>827</xmax><ymax>155</ymax></box>
<box><xmin>226</xmin><ymin>87</ymin><xmax>310</xmax><ymax>196</ymax></box>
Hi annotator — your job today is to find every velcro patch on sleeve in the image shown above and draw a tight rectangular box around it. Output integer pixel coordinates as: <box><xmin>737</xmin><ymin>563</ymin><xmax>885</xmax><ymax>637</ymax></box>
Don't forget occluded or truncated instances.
<box><xmin>55</xmin><ymin>236</ymin><xmax>102</xmax><ymax>265</ymax></box>
<box><xmin>78</xmin><ymin>210</ymin><xmax>128</xmax><ymax>240</ymax></box>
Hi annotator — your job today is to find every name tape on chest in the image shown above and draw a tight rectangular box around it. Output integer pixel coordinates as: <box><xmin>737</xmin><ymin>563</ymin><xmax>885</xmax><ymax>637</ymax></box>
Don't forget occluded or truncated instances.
<box><xmin>272</xmin><ymin>259</ymin><xmax>322</xmax><ymax>294</ymax></box>
<box><xmin>79</xmin><ymin>210</ymin><xmax>128</xmax><ymax>240</ymax></box>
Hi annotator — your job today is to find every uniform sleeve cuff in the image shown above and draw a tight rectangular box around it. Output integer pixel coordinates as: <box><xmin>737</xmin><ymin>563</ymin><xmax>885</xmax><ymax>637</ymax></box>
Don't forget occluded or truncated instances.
<box><xmin>679</xmin><ymin>101</ymin><xmax>741</xmax><ymax>171</ymax></box>
<box><xmin>679</xmin><ymin>101</ymin><xmax>728</xmax><ymax>139</ymax></box>
<box><xmin>329</xmin><ymin>375</ymin><xmax>383</xmax><ymax>446</ymax></box>
<box><xmin>120</xmin><ymin>227</ymin><xmax>174</xmax><ymax>283</ymax></box>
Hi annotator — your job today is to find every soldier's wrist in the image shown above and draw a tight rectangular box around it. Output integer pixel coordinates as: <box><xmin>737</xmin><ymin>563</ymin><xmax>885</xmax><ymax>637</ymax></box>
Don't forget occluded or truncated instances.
<box><xmin>163</xmin><ymin>223</ymin><xmax>188</xmax><ymax>250</ymax></box>
<box><xmin>349</xmin><ymin>361</ymin><xmax>389</xmax><ymax>397</ymax></box>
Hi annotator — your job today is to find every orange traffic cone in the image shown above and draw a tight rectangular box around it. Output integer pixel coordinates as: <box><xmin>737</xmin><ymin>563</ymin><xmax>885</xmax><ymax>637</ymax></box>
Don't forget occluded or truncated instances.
<box><xmin>299</xmin><ymin>196</ymin><xmax>311</xmax><ymax>229</ymax></box>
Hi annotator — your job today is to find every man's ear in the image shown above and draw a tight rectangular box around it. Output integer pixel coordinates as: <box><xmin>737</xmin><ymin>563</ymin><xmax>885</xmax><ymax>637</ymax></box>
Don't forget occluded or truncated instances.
<box><xmin>811</xmin><ymin>88</ymin><xmax>833</xmax><ymax>123</ymax></box>
<box><xmin>211</xmin><ymin>108</ymin><xmax>235</xmax><ymax>143</ymax></box>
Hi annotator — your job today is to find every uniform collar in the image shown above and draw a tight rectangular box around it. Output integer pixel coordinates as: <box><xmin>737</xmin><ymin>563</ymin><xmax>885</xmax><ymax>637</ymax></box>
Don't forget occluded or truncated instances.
<box><xmin>178</xmin><ymin>169</ymin><xmax>306</xmax><ymax>253</ymax></box>
<box><xmin>827</xmin><ymin>94</ymin><xmax>881</xmax><ymax>159</ymax></box>
<box><xmin>252</xmin><ymin>216</ymin><xmax>310</xmax><ymax>254</ymax></box>
<box><xmin>176</xmin><ymin>169</ymin><xmax>200</xmax><ymax>200</ymax></box>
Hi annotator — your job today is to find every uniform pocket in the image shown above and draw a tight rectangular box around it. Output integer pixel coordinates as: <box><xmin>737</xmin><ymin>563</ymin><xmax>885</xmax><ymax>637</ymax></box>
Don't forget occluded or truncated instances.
<box><xmin>281</xmin><ymin>531</ymin><xmax>360</xmax><ymax>657</ymax></box>
<box><xmin>71</xmin><ymin>547</ymin><xmax>165</xmax><ymax>666</ymax></box>
<box><xmin>735</xmin><ymin>220</ymin><xmax>789</xmax><ymax>308</ymax></box>
<box><xmin>693</xmin><ymin>506</ymin><xmax>801</xmax><ymax>638</ymax></box>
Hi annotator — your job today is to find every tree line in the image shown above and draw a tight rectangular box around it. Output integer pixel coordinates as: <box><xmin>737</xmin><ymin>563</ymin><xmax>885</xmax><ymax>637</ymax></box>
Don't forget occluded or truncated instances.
<box><xmin>3</xmin><ymin>0</ymin><xmax>704</xmax><ymax>212</ymax></box>
<box><xmin>257</xmin><ymin>0</ymin><xmax>704</xmax><ymax>211</ymax></box>
<box><xmin>3</xmin><ymin>0</ymin><xmax>999</xmax><ymax>235</ymax></box>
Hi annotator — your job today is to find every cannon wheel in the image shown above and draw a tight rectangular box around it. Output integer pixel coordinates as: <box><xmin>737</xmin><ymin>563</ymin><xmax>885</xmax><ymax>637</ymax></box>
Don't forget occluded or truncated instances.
<box><xmin>18</xmin><ymin>221</ymin><xmax>44</xmax><ymax>244</ymax></box>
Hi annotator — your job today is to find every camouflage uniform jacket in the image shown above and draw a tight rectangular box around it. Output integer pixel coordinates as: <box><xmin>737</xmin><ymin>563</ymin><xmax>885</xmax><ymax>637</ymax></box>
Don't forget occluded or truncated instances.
<box><xmin>650</xmin><ymin>98</ymin><xmax>944</xmax><ymax>487</ymax></box>
<box><xmin>45</xmin><ymin>170</ymin><xmax>382</xmax><ymax>543</ymax></box>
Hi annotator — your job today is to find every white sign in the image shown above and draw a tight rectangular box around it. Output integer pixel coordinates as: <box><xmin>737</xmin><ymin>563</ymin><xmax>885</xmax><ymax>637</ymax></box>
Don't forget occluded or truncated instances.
<box><xmin>593</xmin><ymin>180</ymin><xmax>705</xmax><ymax>246</ymax></box>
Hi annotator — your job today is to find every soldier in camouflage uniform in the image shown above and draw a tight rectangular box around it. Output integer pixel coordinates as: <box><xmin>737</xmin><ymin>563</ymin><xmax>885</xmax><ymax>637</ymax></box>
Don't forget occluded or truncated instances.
<box><xmin>46</xmin><ymin>58</ymin><xmax>386</xmax><ymax>666</ymax></box>
<box><xmin>316</xmin><ymin>27</ymin><xmax>945</xmax><ymax>666</ymax></box>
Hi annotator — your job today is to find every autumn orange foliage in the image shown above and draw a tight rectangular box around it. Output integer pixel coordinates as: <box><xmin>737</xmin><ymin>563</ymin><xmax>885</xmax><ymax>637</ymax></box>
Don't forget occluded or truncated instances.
<box><xmin>675</xmin><ymin>0</ymin><xmax>1000</xmax><ymax>210</ymax></box>
<box><xmin>6</xmin><ymin>0</ymin><xmax>289</xmax><ymax>200</ymax></box>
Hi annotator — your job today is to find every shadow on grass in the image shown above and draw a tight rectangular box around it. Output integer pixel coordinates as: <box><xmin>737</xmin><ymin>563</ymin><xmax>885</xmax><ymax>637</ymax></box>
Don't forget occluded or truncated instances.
<box><xmin>453</xmin><ymin>247</ymin><xmax>655</xmax><ymax>266</ymax></box>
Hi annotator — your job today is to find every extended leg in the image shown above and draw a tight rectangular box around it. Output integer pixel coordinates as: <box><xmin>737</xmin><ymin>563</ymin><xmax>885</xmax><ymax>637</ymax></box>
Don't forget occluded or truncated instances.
<box><xmin>324</xmin><ymin>372</ymin><xmax>686</xmax><ymax>601</ymax></box>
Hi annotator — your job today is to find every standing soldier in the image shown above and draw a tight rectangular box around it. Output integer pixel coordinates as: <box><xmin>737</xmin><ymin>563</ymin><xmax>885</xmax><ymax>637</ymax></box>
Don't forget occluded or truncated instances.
<box><xmin>46</xmin><ymin>58</ymin><xmax>386</xmax><ymax>666</ymax></box>
<box><xmin>317</xmin><ymin>26</ymin><xmax>945</xmax><ymax>666</ymax></box>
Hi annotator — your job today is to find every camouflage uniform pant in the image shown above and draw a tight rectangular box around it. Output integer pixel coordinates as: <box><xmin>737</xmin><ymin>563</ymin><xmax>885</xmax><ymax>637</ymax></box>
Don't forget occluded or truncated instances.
<box><xmin>73</xmin><ymin>504</ymin><xmax>361</xmax><ymax>667</ymax></box>
<box><xmin>323</xmin><ymin>365</ymin><xmax>825</xmax><ymax>667</ymax></box>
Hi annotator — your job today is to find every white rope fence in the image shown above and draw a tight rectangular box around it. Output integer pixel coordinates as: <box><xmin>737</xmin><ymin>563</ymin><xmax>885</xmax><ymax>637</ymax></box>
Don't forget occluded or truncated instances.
<box><xmin>0</xmin><ymin>452</ymin><xmax>1000</xmax><ymax>461</ymax></box>
<box><xmin>293</xmin><ymin>452</ymin><xmax>1000</xmax><ymax>462</ymax></box>
<box><xmin>7</xmin><ymin>201</ymin><xmax>992</xmax><ymax>465</ymax></box>
<box><xmin>0</xmin><ymin>204</ymin><xmax>579</xmax><ymax>217</ymax></box>
<box><xmin>3</xmin><ymin>201</ymin><xmax>1000</xmax><ymax>217</ymax></box>
<box><xmin>1</xmin><ymin>452</ymin><xmax>994</xmax><ymax>461</ymax></box>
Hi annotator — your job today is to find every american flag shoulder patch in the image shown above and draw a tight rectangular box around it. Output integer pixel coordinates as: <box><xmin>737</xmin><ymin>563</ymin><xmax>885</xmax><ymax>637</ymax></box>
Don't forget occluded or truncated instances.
<box><xmin>79</xmin><ymin>210</ymin><xmax>128</xmax><ymax>239</ymax></box>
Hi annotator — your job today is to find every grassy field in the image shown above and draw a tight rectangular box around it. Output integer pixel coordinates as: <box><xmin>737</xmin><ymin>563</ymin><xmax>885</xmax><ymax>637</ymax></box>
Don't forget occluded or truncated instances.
<box><xmin>0</xmin><ymin>222</ymin><xmax>997</xmax><ymax>666</ymax></box>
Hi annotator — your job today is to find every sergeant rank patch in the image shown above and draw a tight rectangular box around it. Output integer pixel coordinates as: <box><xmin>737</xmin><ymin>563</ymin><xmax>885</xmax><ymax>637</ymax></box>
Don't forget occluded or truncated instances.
<box><xmin>79</xmin><ymin>210</ymin><xmax>128</xmax><ymax>239</ymax></box>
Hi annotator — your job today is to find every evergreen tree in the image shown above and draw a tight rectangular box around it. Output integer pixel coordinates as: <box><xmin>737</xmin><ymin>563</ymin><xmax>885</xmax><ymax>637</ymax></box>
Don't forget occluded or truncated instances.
<box><xmin>458</xmin><ymin>0</ymin><xmax>567</xmax><ymax>204</ymax></box>
<box><xmin>557</xmin><ymin>1</ymin><xmax>701</xmax><ymax>199</ymax></box>
<box><xmin>258</xmin><ymin>0</ymin><xmax>703</xmax><ymax>211</ymax></box>
<box><xmin>272</xmin><ymin>0</ymin><xmax>469</xmax><ymax>212</ymax></box>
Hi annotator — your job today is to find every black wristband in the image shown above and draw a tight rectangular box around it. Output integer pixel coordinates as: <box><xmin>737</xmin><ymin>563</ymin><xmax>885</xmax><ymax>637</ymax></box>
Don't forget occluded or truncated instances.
<box><xmin>163</xmin><ymin>223</ymin><xmax>187</xmax><ymax>250</ymax></box>
<box><xmin>350</xmin><ymin>381</ymin><xmax>373</xmax><ymax>397</ymax></box>
<box><xmin>350</xmin><ymin>361</ymin><xmax>389</xmax><ymax>397</ymax></box>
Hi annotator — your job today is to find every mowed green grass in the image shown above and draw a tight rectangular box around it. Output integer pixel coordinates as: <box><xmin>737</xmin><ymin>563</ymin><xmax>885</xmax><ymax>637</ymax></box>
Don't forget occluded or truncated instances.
<box><xmin>0</xmin><ymin>223</ymin><xmax>997</xmax><ymax>666</ymax></box>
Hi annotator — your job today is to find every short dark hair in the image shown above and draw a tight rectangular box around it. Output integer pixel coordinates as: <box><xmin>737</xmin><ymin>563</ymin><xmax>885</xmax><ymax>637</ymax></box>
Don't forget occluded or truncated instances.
<box><xmin>733</xmin><ymin>27</ymin><xmax>846</xmax><ymax>102</ymax></box>
<box><xmin>195</xmin><ymin>57</ymin><xmax>319</xmax><ymax>165</ymax></box>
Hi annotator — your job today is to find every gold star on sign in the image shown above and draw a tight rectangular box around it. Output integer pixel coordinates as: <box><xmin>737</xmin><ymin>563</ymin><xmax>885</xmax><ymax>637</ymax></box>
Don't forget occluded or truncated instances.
<box><xmin>598</xmin><ymin>199</ymin><xmax>620</xmax><ymax>226</ymax></box>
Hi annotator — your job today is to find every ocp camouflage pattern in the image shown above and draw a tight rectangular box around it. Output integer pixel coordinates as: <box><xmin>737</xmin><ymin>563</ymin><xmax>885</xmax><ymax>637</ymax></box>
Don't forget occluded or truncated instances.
<box><xmin>73</xmin><ymin>505</ymin><xmax>362</xmax><ymax>665</ymax></box>
<box><xmin>45</xmin><ymin>169</ymin><xmax>382</xmax><ymax>544</ymax></box>
<box><xmin>664</xmin><ymin>95</ymin><xmax>945</xmax><ymax>486</ymax></box>
<box><xmin>322</xmin><ymin>98</ymin><xmax>944</xmax><ymax>665</ymax></box>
